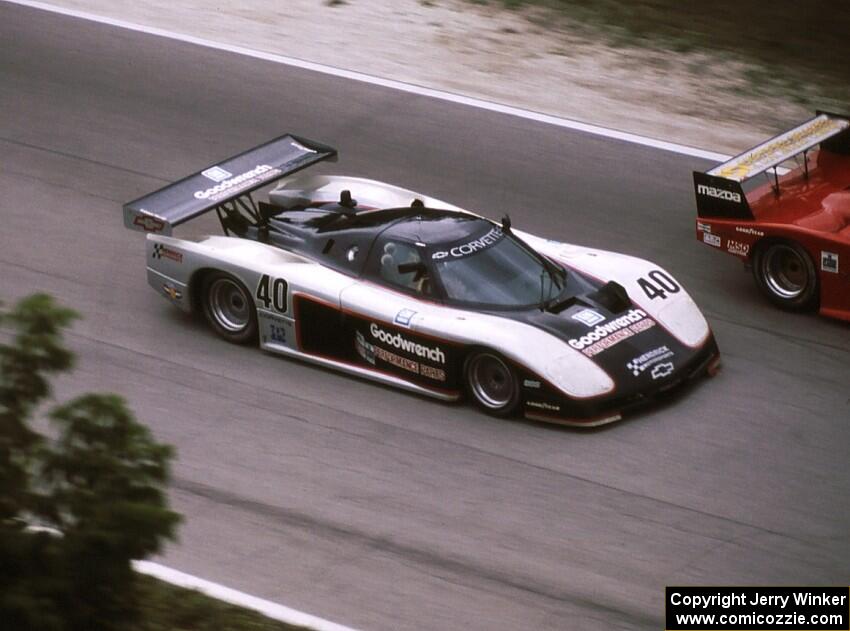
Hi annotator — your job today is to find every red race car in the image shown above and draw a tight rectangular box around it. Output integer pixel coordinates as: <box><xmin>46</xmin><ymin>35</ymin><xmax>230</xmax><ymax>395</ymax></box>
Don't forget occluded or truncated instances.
<box><xmin>694</xmin><ymin>111</ymin><xmax>850</xmax><ymax>321</ymax></box>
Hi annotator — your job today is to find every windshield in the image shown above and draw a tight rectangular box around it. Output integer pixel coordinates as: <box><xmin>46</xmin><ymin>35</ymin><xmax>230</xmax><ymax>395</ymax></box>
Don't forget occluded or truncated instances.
<box><xmin>431</xmin><ymin>231</ymin><xmax>562</xmax><ymax>308</ymax></box>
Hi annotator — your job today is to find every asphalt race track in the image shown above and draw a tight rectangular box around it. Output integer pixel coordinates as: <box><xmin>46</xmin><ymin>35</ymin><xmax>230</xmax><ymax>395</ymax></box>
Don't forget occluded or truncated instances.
<box><xmin>2</xmin><ymin>5</ymin><xmax>849</xmax><ymax>630</ymax></box>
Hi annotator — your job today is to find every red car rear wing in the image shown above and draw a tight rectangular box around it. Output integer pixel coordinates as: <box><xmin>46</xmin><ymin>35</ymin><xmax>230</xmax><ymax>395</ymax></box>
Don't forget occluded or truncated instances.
<box><xmin>693</xmin><ymin>111</ymin><xmax>850</xmax><ymax>219</ymax></box>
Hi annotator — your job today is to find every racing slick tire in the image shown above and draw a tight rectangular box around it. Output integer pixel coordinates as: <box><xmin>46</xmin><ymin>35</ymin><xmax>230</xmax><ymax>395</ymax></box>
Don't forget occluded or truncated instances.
<box><xmin>200</xmin><ymin>271</ymin><xmax>258</xmax><ymax>344</ymax></box>
<box><xmin>752</xmin><ymin>240</ymin><xmax>818</xmax><ymax>311</ymax></box>
<box><xmin>464</xmin><ymin>350</ymin><xmax>522</xmax><ymax>417</ymax></box>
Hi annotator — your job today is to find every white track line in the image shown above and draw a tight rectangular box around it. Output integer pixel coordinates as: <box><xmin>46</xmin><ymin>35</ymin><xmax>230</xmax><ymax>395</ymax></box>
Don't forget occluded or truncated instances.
<box><xmin>5</xmin><ymin>0</ymin><xmax>731</xmax><ymax>163</ymax></box>
<box><xmin>25</xmin><ymin>524</ymin><xmax>356</xmax><ymax>630</ymax></box>
<box><xmin>134</xmin><ymin>561</ymin><xmax>360</xmax><ymax>631</ymax></box>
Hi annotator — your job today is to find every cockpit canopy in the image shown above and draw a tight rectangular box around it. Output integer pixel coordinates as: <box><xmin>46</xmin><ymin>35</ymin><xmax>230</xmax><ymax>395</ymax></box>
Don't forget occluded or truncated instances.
<box><xmin>261</xmin><ymin>204</ymin><xmax>579</xmax><ymax>309</ymax></box>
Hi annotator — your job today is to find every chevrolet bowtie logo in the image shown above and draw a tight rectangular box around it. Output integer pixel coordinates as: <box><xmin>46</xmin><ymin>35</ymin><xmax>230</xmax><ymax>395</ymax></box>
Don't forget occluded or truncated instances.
<box><xmin>134</xmin><ymin>214</ymin><xmax>165</xmax><ymax>232</ymax></box>
<box><xmin>162</xmin><ymin>284</ymin><xmax>182</xmax><ymax>300</ymax></box>
<box><xmin>651</xmin><ymin>362</ymin><xmax>674</xmax><ymax>380</ymax></box>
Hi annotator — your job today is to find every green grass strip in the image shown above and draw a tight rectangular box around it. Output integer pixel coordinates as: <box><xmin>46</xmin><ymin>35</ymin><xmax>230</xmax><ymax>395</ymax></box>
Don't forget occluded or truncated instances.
<box><xmin>133</xmin><ymin>574</ymin><xmax>312</xmax><ymax>631</ymax></box>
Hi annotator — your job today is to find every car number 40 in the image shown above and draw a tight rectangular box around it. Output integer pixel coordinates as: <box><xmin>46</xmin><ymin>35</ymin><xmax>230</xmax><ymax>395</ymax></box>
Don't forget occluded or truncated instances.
<box><xmin>637</xmin><ymin>270</ymin><xmax>680</xmax><ymax>300</ymax></box>
<box><xmin>256</xmin><ymin>274</ymin><xmax>288</xmax><ymax>313</ymax></box>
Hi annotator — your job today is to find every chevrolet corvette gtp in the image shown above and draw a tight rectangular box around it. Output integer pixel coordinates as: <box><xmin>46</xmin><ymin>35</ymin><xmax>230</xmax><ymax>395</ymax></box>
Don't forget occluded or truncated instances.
<box><xmin>124</xmin><ymin>135</ymin><xmax>719</xmax><ymax>425</ymax></box>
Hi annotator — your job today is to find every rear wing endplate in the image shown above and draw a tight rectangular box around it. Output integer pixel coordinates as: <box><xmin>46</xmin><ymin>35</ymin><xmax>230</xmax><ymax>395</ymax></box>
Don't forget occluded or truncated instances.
<box><xmin>693</xmin><ymin>172</ymin><xmax>751</xmax><ymax>219</ymax></box>
<box><xmin>693</xmin><ymin>112</ymin><xmax>850</xmax><ymax>219</ymax></box>
<box><xmin>123</xmin><ymin>134</ymin><xmax>337</xmax><ymax>235</ymax></box>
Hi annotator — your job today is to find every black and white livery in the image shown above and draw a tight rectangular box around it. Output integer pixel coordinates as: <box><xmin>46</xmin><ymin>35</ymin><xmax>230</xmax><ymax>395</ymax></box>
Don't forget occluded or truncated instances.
<box><xmin>124</xmin><ymin>134</ymin><xmax>720</xmax><ymax>425</ymax></box>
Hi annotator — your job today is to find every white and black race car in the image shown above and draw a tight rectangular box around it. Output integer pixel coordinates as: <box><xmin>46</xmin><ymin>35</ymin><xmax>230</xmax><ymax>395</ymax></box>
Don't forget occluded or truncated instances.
<box><xmin>124</xmin><ymin>135</ymin><xmax>720</xmax><ymax>425</ymax></box>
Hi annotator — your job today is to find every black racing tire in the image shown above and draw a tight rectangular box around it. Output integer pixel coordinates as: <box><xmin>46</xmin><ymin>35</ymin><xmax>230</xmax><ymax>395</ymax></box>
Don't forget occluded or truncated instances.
<box><xmin>752</xmin><ymin>240</ymin><xmax>819</xmax><ymax>311</ymax></box>
<box><xmin>200</xmin><ymin>271</ymin><xmax>258</xmax><ymax>344</ymax></box>
<box><xmin>464</xmin><ymin>350</ymin><xmax>522</xmax><ymax>417</ymax></box>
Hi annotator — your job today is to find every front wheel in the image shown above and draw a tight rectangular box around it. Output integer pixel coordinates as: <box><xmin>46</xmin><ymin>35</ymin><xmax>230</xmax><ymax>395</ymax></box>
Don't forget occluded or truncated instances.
<box><xmin>464</xmin><ymin>350</ymin><xmax>521</xmax><ymax>417</ymax></box>
<box><xmin>752</xmin><ymin>240</ymin><xmax>818</xmax><ymax>311</ymax></box>
<box><xmin>201</xmin><ymin>272</ymin><xmax>258</xmax><ymax>344</ymax></box>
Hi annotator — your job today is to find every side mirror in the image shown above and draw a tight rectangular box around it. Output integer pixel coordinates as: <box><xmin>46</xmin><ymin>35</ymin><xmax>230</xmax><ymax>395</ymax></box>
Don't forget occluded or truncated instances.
<box><xmin>589</xmin><ymin>281</ymin><xmax>631</xmax><ymax>313</ymax></box>
<box><xmin>339</xmin><ymin>189</ymin><xmax>357</xmax><ymax>209</ymax></box>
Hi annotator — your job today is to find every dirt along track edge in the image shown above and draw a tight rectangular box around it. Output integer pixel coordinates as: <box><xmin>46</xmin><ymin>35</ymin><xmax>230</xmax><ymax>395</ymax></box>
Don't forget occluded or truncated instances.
<box><xmin>4</xmin><ymin>0</ymin><xmax>732</xmax><ymax>164</ymax></box>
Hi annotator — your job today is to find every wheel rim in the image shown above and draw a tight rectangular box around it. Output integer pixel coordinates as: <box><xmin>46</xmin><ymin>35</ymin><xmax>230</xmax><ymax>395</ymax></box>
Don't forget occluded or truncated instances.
<box><xmin>762</xmin><ymin>245</ymin><xmax>808</xmax><ymax>299</ymax></box>
<box><xmin>468</xmin><ymin>353</ymin><xmax>514</xmax><ymax>409</ymax></box>
<box><xmin>208</xmin><ymin>278</ymin><xmax>250</xmax><ymax>332</ymax></box>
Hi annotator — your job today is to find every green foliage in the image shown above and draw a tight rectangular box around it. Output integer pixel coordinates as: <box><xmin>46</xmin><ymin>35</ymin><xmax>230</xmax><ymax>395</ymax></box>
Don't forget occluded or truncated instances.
<box><xmin>0</xmin><ymin>294</ymin><xmax>180</xmax><ymax>631</ymax></box>
<box><xmin>133</xmin><ymin>575</ymin><xmax>308</xmax><ymax>631</ymax></box>
<box><xmin>47</xmin><ymin>394</ymin><xmax>178</xmax><ymax>560</ymax></box>
<box><xmin>0</xmin><ymin>294</ymin><xmax>76</xmax><ymax>523</ymax></box>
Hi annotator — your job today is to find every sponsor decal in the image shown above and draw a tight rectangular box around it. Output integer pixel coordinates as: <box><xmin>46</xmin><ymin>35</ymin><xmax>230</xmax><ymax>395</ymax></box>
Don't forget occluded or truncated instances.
<box><xmin>259</xmin><ymin>309</ymin><xmax>291</xmax><ymax>344</ymax></box>
<box><xmin>259</xmin><ymin>309</ymin><xmax>288</xmax><ymax>321</ymax></box>
<box><xmin>567</xmin><ymin>309</ymin><xmax>655</xmax><ymax>358</ymax></box>
<box><xmin>269</xmin><ymin>323</ymin><xmax>287</xmax><ymax>344</ymax></box>
<box><xmin>370</xmin><ymin>323</ymin><xmax>446</xmax><ymax>364</ymax></box>
<box><xmin>133</xmin><ymin>214</ymin><xmax>165</xmax><ymax>232</ymax></box>
<box><xmin>696</xmin><ymin>184</ymin><xmax>742</xmax><ymax>203</ymax></box>
<box><xmin>201</xmin><ymin>165</ymin><xmax>233</xmax><ymax>182</ymax></box>
<box><xmin>193</xmin><ymin>164</ymin><xmax>281</xmax><ymax>201</ymax></box>
<box><xmin>378</xmin><ymin>348</ymin><xmax>422</xmax><ymax>376</ymax></box>
<box><xmin>735</xmin><ymin>226</ymin><xmax>764</xmax><ymax>237</ymax></box>
<box><xmin>419</xmin><ymin>364</ymin><xmax>446</xmax><ymax>381</ymax></box>
<box><xmin>726</xmin><ymin>240</ymin><xmax>750</xmax><ymax>257</ymax></box>
<box><xmin>572</xmin><ymin>309</ymin><xmax>605</xmax><ymax>327</ymax></box>
<box><xmin>431</xmin><ymin>227</ymin><xmax>502</xmax><ymax>260</ymax></box>
<box><xmin>152</xmin><ymin>243</ymin><xmax>183</xmax><ymax>263</ymax></box>
<box><xmin>394</xmin><ymin>308</ymin><xmax>417</xmax><ymax>327</ymax></box>
<box><xmin>697</xmin><ymin>222</ymin><xmax>712</xmax><ymax>233</ymax></box>
<box><xmin>290</xmin><ymin>140</ymin><xmax>317</xmax><ymax>154</ymax></box>
<box><xmin>626</xmin><ymin>345</ymin><xmax>674</xmax><ymax>377</ymax></box>
<box><xmin>162</xmin><ymin>283</ymin><xmax>182</xmax><ymax>300</ymax></box>
<box><xmin>355</xmin><ymin>330</ymin><xmax>376</xmax><ymax>365</ymax></box>
<box><xmin>702</xmin><ymin>232</ymin><xmax>721</xmax><ymax>248</ymax></box>
<box><xmin>651</xmin><ymin>362</ymin><xmax>675</xmax><ymax>380</ymax></box>
<box><xmin>356</xmin><ymin>330</ymin><xmax>446</xmax><ymax>381</ymax></box>
<box><xmin>527</xmin><ymin>401</ymin><xmax>560</xmax><ymax>412</ymax></box>
<box><xmin>821</xmin><ymin>251</ymin><xmax>839</xmax><ymax>273</ymax></box>
<box><xmin>523</xmin><ymin>379</ymin><xmax>541</xmax><ymax>389</ymax></box>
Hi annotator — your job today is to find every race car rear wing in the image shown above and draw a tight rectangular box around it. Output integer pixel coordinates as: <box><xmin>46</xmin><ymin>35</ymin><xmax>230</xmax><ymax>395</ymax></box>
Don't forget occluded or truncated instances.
<box><xmin>123</xmin><ymin>134</ymin><xmax>337</xmax><ymax>235</ymax></box>
<box><xmin>693</xmin><ymin>111</ymin><xmax>850</xmax><ymax>219</ymax></box>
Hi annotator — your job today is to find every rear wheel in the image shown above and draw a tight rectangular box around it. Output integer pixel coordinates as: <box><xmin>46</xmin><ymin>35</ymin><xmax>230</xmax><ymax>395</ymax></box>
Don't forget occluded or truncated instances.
<box><xmin>201</xmin><ymin>272</ymin><xmax>258</xmax><ymax>344</ymax></box>
<box><xmin>752</xmin><ymin>240</ymin><xmax>818</xmax><ymax>311</ymax></box>
<box><xmin>464</xmin><ymin>350</ymin><xmax>521</xmax><ymax>417</ymax></box>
